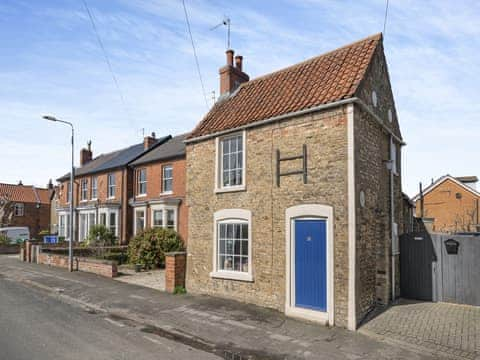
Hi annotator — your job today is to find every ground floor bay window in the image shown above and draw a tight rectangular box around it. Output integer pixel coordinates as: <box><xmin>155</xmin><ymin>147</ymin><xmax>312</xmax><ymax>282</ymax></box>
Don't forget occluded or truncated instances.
<box><xmin>134</xmin><ymin>207</ymin><xmax>146</xmax><ymax>235</ymax></box>
<box><xmin>57</xmin><ymin>212</ymin><xmax>71</xmax><ymax>241</ymax></box>
<box><xmin>150</xmin><ymin>204</ymin><xmax>177</xmax><ymax>231</ymax></box>
<box><xmin>78</xmin><ymin>210</ymin><xmax>96</xmax><ymax>242</ymax></box>
<box><xmin>98</xmin><ymin>208</ymin><xmax>119</xmax><ymax>238</ymax></box>
<box><xmin>210</xmin><ymin>209</ymin><xmax>252</xmax><ymax>282</ymax></box>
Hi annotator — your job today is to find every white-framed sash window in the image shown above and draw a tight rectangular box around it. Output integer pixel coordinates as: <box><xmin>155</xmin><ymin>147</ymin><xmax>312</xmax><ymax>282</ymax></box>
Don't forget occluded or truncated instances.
<box><xmin>80</xmin><ymin>179</ymin><xmax>88</xmax><ymax>201</ymax></box>
<box><xmin>78</xmin><ymin>209</ymin><xmax>96</xmax><ymax>242</ymax></box>
<box><xmin>136</xmin><ymin>168</ymin><xmax>147</xmax><ymax>196</ymax></box>
<box><xmin>210</xmin><ymin>209</ymin><xmax>253</xmax><ymax>282</ymax></box>
<box><xmin>162</xmin><ymin>165</ymin><xmax>173</xmax><ymax>193</ymax></box>
<box><xmin>107</xmin><ymin>173</ymin><xmax>116</xmax><ymax>198</ymax></box>
<box><xmin>91</xmin><ymin>176</ymin><xmax>98</xmax><ymax>200</ymax></box>
<box><xmin>14</xmin><ymin>203</ymin><xmax>24</xmax><ymax>216</ymax></box>
<box><xmin>58</xmin><ymin>212</ymin><xmax>71</xmax><ymax>241</ymax></box>
<box><xmin>134</xmin><ymin>207</ymin><xmax>146</xmax><ymax>235</ymax></box>
<box><xmin>215</xmin><ymin>131</ymin><xmax>246</xmax><ymax>193</ymax></box>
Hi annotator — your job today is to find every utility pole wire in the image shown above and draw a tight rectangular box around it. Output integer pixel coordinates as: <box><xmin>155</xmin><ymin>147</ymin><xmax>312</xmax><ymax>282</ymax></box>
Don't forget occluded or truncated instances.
<box><xmin>383</xmin><ymin>0</ymin><xmax>390</xmax><ymax>36</ymax></box>
<box><xmin>182</xmin><ymin>0</ymin><xmax>209</xmax><ymax>110</ymax></box>
<box><xmin>81</xmin><ymin>0</ymin><xmax>134</xmax><ymax>126</ymax></box>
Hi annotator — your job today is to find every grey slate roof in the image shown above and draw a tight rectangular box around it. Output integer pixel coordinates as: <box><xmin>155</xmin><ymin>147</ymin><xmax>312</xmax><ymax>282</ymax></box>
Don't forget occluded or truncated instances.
<box><xmin>130</xmin><ymin>133</ymin><xmax>188</xmax><ymax>167</ymax></box>
<box><xmin>57</xmin><ymin>135</ymin><xmax>171</xmax><ymax>181</ymax></box>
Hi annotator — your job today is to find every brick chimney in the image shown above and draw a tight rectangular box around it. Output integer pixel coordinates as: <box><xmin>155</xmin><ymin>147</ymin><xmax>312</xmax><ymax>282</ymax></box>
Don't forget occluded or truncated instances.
<box><xmin>144</xmin><ymin>132</ymin><xmax>156</xmax><ymax>150</ymax></box>
<box><xmin>80</xmin><ymin>141</ymin><xmax>93</xmax><ymax>166</ymax></box>
<box><xmin>219</xmin><ymin>49</ymin><xmax>249</xmax><ymax>97</ymax></box>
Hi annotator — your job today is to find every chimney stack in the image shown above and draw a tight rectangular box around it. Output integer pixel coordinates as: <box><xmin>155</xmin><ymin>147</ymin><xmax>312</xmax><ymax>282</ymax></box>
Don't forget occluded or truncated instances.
<box><xmin>80</xmin><ymin>140</ymin><xmax>93</xmax><ymax>166</ymax></box>
<box><xmin>144</xmin><ymin>132</ymin><xmax>156</xmax><ymax>150</ymax></box>
<box><xmin>219</xmin><ymin>49</ymin><xmax>249</xmax><ymax>97</ymax></box>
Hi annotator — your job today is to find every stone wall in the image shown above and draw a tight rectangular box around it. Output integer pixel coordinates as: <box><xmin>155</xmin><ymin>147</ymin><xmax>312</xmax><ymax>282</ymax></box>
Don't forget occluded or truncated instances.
<box><xmin>186</xmin><ymin>106</ymin><xmax>351</xmax><ymax>326</ymax></box>
<box><xmin>354</xmin><ymin>42</ymin><xmax>403</xmax><ymax>320</ymax></box>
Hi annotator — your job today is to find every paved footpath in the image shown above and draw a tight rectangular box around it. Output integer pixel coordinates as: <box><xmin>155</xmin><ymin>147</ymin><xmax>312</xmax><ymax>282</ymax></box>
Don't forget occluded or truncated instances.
<box><xmin>360</xmin><ymin>299</ymin><xmax>480</xmax><ymax>360</ymax></box>
<box><xmin>0</xmin><ymin>255</ymin><xmax>442</xmax><ymax>360</ymax></box>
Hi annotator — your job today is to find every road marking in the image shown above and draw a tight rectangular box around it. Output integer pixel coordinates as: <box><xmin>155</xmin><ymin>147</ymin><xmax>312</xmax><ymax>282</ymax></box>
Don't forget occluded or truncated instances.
<box><xmin>143</xmin><ymin>335</ymin><xmax>172</xmax><ymax>351</ymax></box>
<box><xmin>104</xmin><ymin>317</ymin><xmax>125</xmax><ymax>327</ymax></box>
<box><xmin>129</xmin><ymin>294</ymin><xmax>146</xmax><ymax>300</ymax></box>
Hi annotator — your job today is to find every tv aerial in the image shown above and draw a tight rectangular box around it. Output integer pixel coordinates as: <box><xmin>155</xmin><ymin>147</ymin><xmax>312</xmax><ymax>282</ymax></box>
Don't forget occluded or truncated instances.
<box><xmin>211</xmin><ymin>16</ymin><xmax>231</xmax><ymax>49</ymax></box>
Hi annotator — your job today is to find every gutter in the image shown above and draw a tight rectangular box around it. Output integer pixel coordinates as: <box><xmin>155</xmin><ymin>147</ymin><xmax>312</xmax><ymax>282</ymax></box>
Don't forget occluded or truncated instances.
<box><xmin>185</xmin><ymin>97</ymin><xmax>406</xmax><ymax>146</ymax></box>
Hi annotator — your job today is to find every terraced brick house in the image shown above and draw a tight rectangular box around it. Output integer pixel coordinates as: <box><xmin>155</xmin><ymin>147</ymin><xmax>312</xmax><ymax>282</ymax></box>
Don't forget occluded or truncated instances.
<box><xmin>413</xmin><ymin>175</ymin><xmax>480</xmax><ymax>233</ymax></box>
<box><xmin>129</xmin><ymin>133</ymin><xmax>188</xmax><ymax>243</ymax></box>
<box><xmin>56</xmin><ymin>133</ymin><xmax>170</xmax><ymax>243</ymax></box>
<box><xmin>0</xmin><ymin>181</ymin><xmax>54</xmax><ymax>238</ymax></box>
<box><xmin>185</xmin><ymin>34</ymin><xmax>404</xmax><ymax>329</ymax></box>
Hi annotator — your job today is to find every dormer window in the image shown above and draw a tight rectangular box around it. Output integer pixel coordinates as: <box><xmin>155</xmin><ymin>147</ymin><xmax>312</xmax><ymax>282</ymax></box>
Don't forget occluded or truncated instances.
<box><xmin>216</xmin><ymin>131</ymin><xmax>246</xmax><ymax>192</ymax></box>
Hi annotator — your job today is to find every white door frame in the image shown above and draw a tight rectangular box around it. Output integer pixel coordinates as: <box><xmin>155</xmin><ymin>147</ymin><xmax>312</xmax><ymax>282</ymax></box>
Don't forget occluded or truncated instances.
<box><xmin>285</xmin><ymin>204</ymin><xmax>334</xmax><ymax>325</ymax></box>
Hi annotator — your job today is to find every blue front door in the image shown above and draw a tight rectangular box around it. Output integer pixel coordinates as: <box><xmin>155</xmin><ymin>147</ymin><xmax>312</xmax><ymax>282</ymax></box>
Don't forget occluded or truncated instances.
<box><xmin>294</xmin><ymin>219</ymin><xmax>327</xmax><ymax>312</ymax></box>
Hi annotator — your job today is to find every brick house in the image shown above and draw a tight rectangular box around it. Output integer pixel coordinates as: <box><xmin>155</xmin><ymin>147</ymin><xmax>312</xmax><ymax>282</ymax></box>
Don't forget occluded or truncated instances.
<box><xmin>0</xmin><ymin>181</ymin><xmax>53</xmax><ymax>238</ymax></box>
<box><xmin>185</xmin><ymin>34</ymin><xmax>404</xmax><ymax>330</ymax></box>
<box><xmin>413</xmin><ymin>175</ymin><xmax>480</xmax><ymax>233</ymax></box>
<box><xmin>128</xmin><ymin>133</ymin><xmax>188</xmax><ymax>243</ymax></box>
<box><xmin>56</xmin><ymin>134</ymin><xmax>171</xmax><ymax>243</ymax></box>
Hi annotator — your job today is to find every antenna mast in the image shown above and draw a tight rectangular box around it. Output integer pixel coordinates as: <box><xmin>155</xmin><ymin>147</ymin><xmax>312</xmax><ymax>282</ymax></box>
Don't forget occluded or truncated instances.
<box><xmin>211</xmin><ymin>16</ymin><xmax>231</xmax><ymax>49</ymax></box>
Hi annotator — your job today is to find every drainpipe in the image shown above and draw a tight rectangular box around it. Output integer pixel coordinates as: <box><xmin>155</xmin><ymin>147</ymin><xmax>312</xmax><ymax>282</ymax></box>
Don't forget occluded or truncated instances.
<box><xmin>389</xmin><ymin>135</ymin><xmax>395</xmax><ymax>302</ymax></box>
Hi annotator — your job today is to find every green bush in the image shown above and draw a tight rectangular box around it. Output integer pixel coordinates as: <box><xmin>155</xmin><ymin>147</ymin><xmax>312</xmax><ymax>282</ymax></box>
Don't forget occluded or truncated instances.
<box><xmin>0</xmin><ymin>234</ymin><xmax>9</xmax><ymax>246</ymax></box>
<box><xmin>86</xmin><ymin>224</ymin><xmax>117</xmax><ymax>247</ymax></box>
<box><xmin>127</xmin><ymin>227</ymin><xmax>184</xmax><ymax>268</ymax></box>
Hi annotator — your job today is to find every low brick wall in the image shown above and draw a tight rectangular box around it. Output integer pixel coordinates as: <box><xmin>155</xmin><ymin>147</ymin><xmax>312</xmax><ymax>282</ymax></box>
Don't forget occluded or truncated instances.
<box><xmin>36</xmin><ymin>252</ymin><xmax>118</xmax><ymax>278</ymax></box>
<box><xmin>0</xmin><ymin>244</ymin><xmax>20</xmax><ymax>254</ymax></box>
<box><xmin>165</xmin><ymin>251</ymin><xmax>187</xmax><ymax>293</ymax></box>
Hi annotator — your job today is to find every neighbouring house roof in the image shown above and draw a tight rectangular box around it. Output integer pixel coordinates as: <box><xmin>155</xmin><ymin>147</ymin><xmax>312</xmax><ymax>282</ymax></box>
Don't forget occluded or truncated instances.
<box><xmin>412</xmin><ymin>175</ymin><xmax>480</xmax><ymax>202</ymax></box>
<box><xmin>130</xmin><ymin>133</ymin><xmax>188</xmax><ymax>167</ymax></box>
<box><xmin>0</xmin><ymin>183</ymin><xmax>50</xmax><ymax>204</ymax></box>
<box><xmin>57</xmin><ymin>135</ymin><xmax>171</xmax><ymax>181</ymax></box>
<box><xmin>189</xmin><ymin>33</ymin><xmax>382</xmax><ymax>140</ymax></box>
<box><xmin>456</xmin><ymin>176</ymin><xmax>478</xmax><ymax>183</ymax></box>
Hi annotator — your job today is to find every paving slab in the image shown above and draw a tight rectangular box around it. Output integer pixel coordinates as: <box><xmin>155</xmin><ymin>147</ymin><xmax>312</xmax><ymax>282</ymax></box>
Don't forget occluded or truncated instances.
<box><xmin>359</xmin><ymin>299</ymin><xmax>480</xmax><ymax>360</ymax></box>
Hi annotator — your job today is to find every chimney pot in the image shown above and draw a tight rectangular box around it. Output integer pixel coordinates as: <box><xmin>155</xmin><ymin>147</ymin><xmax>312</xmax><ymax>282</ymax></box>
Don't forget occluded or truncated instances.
<box><xmin>144</xmin><ymin>134</ymin><xmax>156</xmax><ymax>150</ymax></box>
<box><xmin>151</xmin><ymin>132</ymin><xmax>156</xmax><ymax>138</ymax></box>
<box><xmin>226</xmin><ymin>49</ymin><xmax>234</xmax><ymax>66</ymax></box>
<box><xmin>235</xmin><ymin>55</ymin><xmax>243</xmax><ymax>72</ymax></box>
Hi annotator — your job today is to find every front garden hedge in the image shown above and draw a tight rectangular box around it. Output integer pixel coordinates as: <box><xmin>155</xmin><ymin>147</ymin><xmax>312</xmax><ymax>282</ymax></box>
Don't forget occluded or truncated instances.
<box><xmin>127</xmin><ymin>227</ymin><xmax>184</xmax><ymax>268</ymax></box>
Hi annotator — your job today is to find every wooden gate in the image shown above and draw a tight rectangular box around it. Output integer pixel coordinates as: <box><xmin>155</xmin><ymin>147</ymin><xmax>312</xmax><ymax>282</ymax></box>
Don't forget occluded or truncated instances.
<box><xmin>400</xmin><ymin>232</ymin><xmax>480</xmax><ymax>306</ymax></box>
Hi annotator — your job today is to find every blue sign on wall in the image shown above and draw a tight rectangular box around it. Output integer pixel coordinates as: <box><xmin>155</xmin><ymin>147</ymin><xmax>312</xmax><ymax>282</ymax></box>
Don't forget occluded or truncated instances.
<box><xmin>43</xmin><ymin>235</ymin><xmax>58</xmax><ymax>244</ymax></box>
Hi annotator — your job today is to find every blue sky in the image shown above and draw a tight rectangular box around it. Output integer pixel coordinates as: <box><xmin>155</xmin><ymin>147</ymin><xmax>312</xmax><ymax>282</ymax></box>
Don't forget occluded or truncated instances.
<box><xmin>0</xmin><ymin>0</ymin><xmax>479</xmax><ymax>196</ymax></box>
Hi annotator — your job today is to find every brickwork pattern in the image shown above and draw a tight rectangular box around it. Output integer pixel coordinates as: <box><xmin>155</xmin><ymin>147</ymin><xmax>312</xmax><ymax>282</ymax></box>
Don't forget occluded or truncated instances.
<box><xmin>361</xmin><ymin>300</ymin><xmax>480</xmax><ymax>360</ymax></box>
<box><xmin>165</xmin><ymin>252</ymin><xmax>186</xmax><ymax>293</ymax></box>
<box><xmin>415</xmin><ymin>178</ymin><xmax>480</xmax><ymax>233</ymax></box>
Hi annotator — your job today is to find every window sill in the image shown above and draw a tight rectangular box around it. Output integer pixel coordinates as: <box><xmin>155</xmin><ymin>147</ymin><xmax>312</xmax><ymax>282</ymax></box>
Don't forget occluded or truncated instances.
<box><xmin>210</xmin><ymin>271</ymin><xmax>253</xmax><ymax>282</ymax></box>
<box><xmin>90</xmin><ymin>198</ymin><xmax>98</xmax><ymax>201</ymax></box>
<box><xmin>160</xmin><ymin>191</ymin><xmax>173</xmax><ymax>196</ymax></box>
<box><xmin>107</xmin><ymin>196</ymin><xmax>116</xmax><ymax>200</ymax></box>
<box><xmin>214</xmin><ymin>185</ymin><xmax>246</xmax><ymax>194</ymax></box>
<box><xmin>79</xmin><ymin>200</ymin><xmax>88</xmax><ymax>203</ymax></box>
<box><xmin>136</xmin><ymin>194</ymin><xmax>147</xmax><ymax>198</ymax></box>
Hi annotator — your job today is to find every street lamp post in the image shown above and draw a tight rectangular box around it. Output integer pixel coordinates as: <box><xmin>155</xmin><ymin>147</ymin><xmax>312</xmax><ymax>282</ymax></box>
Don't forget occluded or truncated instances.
<box><xmin>43</xmin><ymin>115</ymin><xmax>75</xmax><ymax>272</ymax></box>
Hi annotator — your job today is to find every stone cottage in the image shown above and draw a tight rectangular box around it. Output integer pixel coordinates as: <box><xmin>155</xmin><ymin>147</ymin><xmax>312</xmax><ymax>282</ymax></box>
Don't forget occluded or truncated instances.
<box><xmin>185</xmin><ymin>34</ymin><xmax>404</xmax><ymax>330</ymax></box>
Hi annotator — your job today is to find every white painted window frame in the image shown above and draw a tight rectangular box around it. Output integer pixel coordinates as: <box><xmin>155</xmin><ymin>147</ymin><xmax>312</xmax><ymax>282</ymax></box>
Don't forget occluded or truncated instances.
<box><xmin>80</xmin><ymin>179</ymin><xmax>88</xmax><ymax>202</ymax></box>
<box><xmin>91</xmin><ymin>176</ymin><xmax>98</xmax><ymax>200</ymax></box>
<box><xmin>136</xmin><ymin>168</ymin><xmax>147</xmax><ymax>196</ymax></box>
<box><xmin>14</xmin><ymin>203</ymin><xmax>24</xmax><ymax>217</ymax></box>
<box><xmin>133</xmin><ymin>206</ymin><xmax>147</xmax><ymax>235</ymax></box>
<box><xmin>98</xmin><ymin>208</ymin><xmax>119</xmax><ymax>237</ymax></box>
<box><xmin>107</xmin><ymin>173</ymin><xmax>116</xmax><ymax>199</ymax></box>
<box><xmin>57</xmin><ymin>212</ymin><xmax>71</xmax><ymax>241</ymax></box>
<box><xmin>285</xmin><ymin>204</ymin><xmax>334</xmax><ymax>326</ymax></box>
<box><xmin>150</xmin><ymin>204</ymin><xmax>178</xmax><ymax>231</ymax></box>
<box><xmin>78</xmin><ymin>209</ymin><xmax>96</xmax><ymax>242</ymax></box>
<box><xmin>161</xmin><ymin>164</ymin><xmax>173</xmax><ymax>194</ymax></box>
<box><xmin>215</xmin><ymin>130</ymin><xmax>246</xmax><ymax>193</ymax></box>
<box><xmin>210</xmin><ymin>208</ymin><xmax>253</xmax><ymax>282</ymax></box>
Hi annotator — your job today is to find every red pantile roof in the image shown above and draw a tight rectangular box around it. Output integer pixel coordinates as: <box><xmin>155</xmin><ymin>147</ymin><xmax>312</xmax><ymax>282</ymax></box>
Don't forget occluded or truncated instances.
<box><xmin>0</xmin><ymin>183</ymin><xmax>50</xmax><ymax>204</ymax></box>
<box><xmin>189</xmin><ymin>33</ymin><xmax>382</xmax><ymax>139</ymax></box>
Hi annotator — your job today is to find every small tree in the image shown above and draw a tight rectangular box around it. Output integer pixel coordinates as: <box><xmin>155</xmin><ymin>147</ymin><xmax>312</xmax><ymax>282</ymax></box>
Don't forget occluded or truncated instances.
<box><xmin>128</xmin><ymin>227</ymin><xmax>184</xmax><ymax>268</ymax></box>
<box><xmin>0</xmin><ymin>194</ymin><xmax>14</xmax><ymax>228</ymax></box>
<box><xmin>86</xmin><ymin>224</ymin><xmax>117</xmax><ymax>247</ymax></box>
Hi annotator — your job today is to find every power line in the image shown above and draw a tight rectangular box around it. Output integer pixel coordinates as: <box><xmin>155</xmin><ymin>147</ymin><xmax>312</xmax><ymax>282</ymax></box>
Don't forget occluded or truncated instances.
<box><xmin>181</xmin><ymin>0</ymin><xmax>209</xmax><ymax>110</ymax></box>
<box><xmin>81</xmin><ymin>0</ymin><xmax>134</xmax><ymax>126</ymax></box>
<box><xmin>383</xmin><ymin>0</ymin><xmax>390</xmax><ymax>36</ymax></box>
